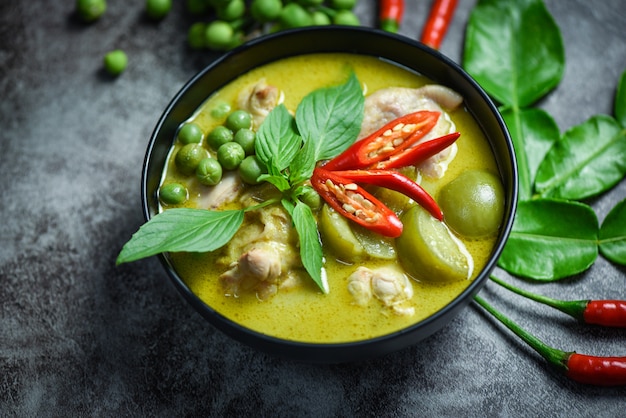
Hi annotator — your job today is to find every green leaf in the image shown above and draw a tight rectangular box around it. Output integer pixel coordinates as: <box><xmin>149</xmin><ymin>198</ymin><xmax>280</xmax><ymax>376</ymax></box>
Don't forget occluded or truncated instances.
<box><xmin>295</xmin><ymin>72</ymin><xmax>364</xmax><ymax>161</ymax></box>
<box><xmin>497</xmin><ymin>199</ymin><xmax>599</xmax><ymax>280</ymax></box>
<box><xmin>116</xmin><ymin>208</ymin><xmax>244</xmax><ymax>264</ymax></box>
<box><xmin>292</xmin><ymin>201</ymin><xmax>327</xmax><ymax>293</ymax></box>
<box><xmin>289</xmin><ymin>138</ymin><xmax>317</xmax><ymax>185</ymax></box>
<box><xmin>255</xmin><ymin>104</ymin><xmax>302</xmax><ymax>171</ymax></box>
<box><xmin>535</xmin><ymin>115</ymin><xmax>626</xmax><ymax>200</ymax></box>
<box><xmin>257</xmin><ymin>174</ymin><xmax>291</xmax><ymax>192</ymax></box>
<box><xmin>616</xmin><ymin>70</ymin><xmax>626</xmax><ymax>128</ymax></box>
<box><xmin>463</xmin><ymin>0</ymin><xmax>564</xmax><ymax>107</ymax></box>
<box><xmin>281</xmin><ymin>198</ymin><xmax>295</xmax><ymax>217</ymax></box>
<box><xmin>599</xmin><ymin>198</ymin><xmax>626</xmax><ymax>265</ymax></box>
<box><xmin>500</xmin><ymin>107</ymin><xmax>560</xmax><ymax>201</ymax></box>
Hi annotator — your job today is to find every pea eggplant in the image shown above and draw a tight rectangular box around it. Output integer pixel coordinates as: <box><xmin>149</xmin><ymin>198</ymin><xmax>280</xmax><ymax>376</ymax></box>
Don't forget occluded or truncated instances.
<box><xmin>490</xmin><ymin>275</ymin><xmax>626</xmax><ymax>328</ymax></box>
<box><xmin>474</xmin><ymin>295</ymin><xmax>626</xmax><ymax>386</ymax></box>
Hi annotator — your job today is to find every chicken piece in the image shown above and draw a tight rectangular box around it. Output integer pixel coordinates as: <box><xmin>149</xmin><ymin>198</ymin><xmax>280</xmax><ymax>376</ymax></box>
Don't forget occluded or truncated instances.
<box><xmin>219</xmin><ymin>197</ymin><xmax>304</xmax><ymax>300</ymax></box>
<box><xmin>220</xmin><ymin>241</ymin><xmax>284</xmax><ymax>300</ymax></box>
<box><xmin>360</xmin><ymin>85</ymin><xmax>463</xmax><ymax>179</ymax></box>
<box><xmin>371</xmin><ymin>267</ymin><xmax>413</xmax><ymax>305</ymax></box>
<box><xmin>347</xmin><ymin>266</ymin><xmax>415</xmax><ymax>316</ymax></box>
<box><xmin>237</xmin><ymin>79</ymin><xmax>284</xmax><ymax>128</ymax></box>
<box><xmin>195</xmin><ymin>171</ymin><xmax>242</xmax><ymax>209</ymax></box>
<box><xmin>346</xmin><ymin>267</ymin><xmax>373</xmax><ymax>306</ymax></box>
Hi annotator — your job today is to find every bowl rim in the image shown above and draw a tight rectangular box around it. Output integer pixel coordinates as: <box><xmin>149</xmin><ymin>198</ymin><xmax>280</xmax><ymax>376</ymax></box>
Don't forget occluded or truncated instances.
<box><xmin>141</xmin><ymin>26</ymin><xmax>518</xmax><ymax>363</ymax></box>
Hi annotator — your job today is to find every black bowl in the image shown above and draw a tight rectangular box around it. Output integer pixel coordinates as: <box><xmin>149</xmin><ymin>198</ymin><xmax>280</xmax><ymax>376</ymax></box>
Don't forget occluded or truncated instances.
<box><xmin>142</xmin><ymin>27</ymin><xmax>518</xmax><ymax>363</ymax></box>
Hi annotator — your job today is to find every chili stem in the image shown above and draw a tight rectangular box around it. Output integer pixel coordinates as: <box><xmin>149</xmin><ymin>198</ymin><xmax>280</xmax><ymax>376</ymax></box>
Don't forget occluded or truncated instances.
<box><xmin>489</xmin><ymin>275</ymin><xmax>587</xmax><ymax>321</ymax></box>
<box><xmin>473</xmin><ymin>295</ymin><xmax>569</xmax><ymax>372</ymax></box>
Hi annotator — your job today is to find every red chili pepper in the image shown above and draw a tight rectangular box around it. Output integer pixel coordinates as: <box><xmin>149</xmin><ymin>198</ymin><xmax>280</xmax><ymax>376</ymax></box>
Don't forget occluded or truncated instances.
<box><xmin>583</xmin><ymin>300</ymin><xmax>626</xmax><ymax>327</ymax></box>
<box><xmin>323</xmin><ymin>111</ymin><xmax>440</xmax><ymax>171</ymax></box>
<box><xmin>379</xmin><ymin>0</ymin><xmax>404</xmax><ymax>33</ymax></box>
<box><xmin>311</xmin><ymin>167</ymin><xmax>403</xmax><ymax>237</ymax></box>
<box><xmin>331</xmin><ymin>169</ymin><xmax>443</xmax><ymax>221</ymax></box>
<box><xmin>372</xmin><ymin>132</ymin><xmax>460</xmax><ymax>170</ymax></box>
<box><xmin>566</xmin><ymin>354</ymin><xmax>626</xmax><ymax>386</ymax></box>
<box><xmin>420</xmin><ymin>0</ymin><xmax>458</xmax><ymax>50</ymax></box>
<box><xmin>490</xmin><ymin>276</ymin><xmax>626</xmax><ymax>328</ymax></box>
<box><xmin>474</xmin><ymin>295</ymin><xmax>626</xmax><ymax>386</ymax></box>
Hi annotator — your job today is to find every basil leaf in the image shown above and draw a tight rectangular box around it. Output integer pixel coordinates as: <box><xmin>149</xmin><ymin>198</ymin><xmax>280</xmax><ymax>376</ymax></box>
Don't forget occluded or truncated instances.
<box><xmin>257</xmin><ymin>174</ymin><xmax>291</xmax><ymax>192</ymax></box>
<box><xmin>497</xmin><ymin>199</ymin><xmax>599</xmax><ymax>280</ymax></box>
<box><xmin>117</xmin><ymin>208</ymin><xmax>244</xmax><ymax>264</ymax></box>
<box><xmin>599</xmin><ymin>198</ymin><xmax>626</xmax><ymax>265</ymax></box>
<box><xmin>535</xmin><ymin>115</ymin><xmax>626</xmax><ymax>200</ymax></box>
<box><xmin>500</xmin><ymin>107</ymin><xmax>559</xmax><ymax>201</ymax></box>
<box><xmin>281</xmin><ymin>198</ymin><xmax>295</xmax><ymax>217</ymax></box>
<box><xmin>464</xmin><ymin>0</ymin><xmax>564</xmax><ymax>107</ymax></box>
<box><xmin>616</xmin><ymin>70</ymin><xmax>626</xmax><ymax>128</ymax></box>
<box><xmin>292</xmin><ymin>201</ymin><xmax>328</xmax><ymax>293</ymax></box>
<box><xmin>289</xmin><ymin>138</ymin><xmax>317</xmax><ymax>185</ymax></box>
<box><xmin>295</xmin><ymin>72</ymin><xmax>364</xmax><ymax>161</ymax></box>
<box><xmin>256</xmin><ymin>104</ymin><xmax>302</xmax><ymax>171</ymax></box>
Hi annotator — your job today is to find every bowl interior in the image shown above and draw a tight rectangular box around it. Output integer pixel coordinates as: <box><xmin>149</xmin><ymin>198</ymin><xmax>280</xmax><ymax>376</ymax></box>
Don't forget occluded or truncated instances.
<box><xmin>142</xmin><ymin>27</ymin><xmax>518</xmax><ymax>363</ymax></box>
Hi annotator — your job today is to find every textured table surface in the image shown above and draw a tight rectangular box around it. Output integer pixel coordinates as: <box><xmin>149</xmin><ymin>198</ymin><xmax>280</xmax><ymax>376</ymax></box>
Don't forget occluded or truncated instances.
<box><xmin>1</xmin><ymin>1</ymin><xmax>625</xmax><ymax>416</ymax></box>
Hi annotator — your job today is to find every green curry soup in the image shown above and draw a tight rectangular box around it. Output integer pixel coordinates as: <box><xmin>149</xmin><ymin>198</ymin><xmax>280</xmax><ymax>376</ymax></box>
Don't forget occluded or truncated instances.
<box><xmin>160</xmin><ymin>53</ymin><xmax>502</xmax><ymax>343</ymax></box>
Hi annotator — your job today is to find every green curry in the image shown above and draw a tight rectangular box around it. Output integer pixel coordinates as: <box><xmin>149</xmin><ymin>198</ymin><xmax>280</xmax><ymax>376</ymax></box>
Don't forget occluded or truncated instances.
<box><xmin>160</xmin><ymin>53</ymin><xmax>503</xmax><ymax>343</ymax></box>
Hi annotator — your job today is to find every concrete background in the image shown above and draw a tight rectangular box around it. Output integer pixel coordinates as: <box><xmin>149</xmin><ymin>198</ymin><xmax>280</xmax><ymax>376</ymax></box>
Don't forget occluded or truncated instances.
<box><xmin>1</xmin><ymin>0</ymin><xmax>625</xmax><ymax>416</ymax></box>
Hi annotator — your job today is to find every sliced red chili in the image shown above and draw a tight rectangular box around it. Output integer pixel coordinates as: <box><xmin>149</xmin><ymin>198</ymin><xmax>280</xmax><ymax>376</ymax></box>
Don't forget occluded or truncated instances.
<box><xmin>311</xmin><ymin>168</ymin><xmax>403</xmax><ymax>238</ymax></box>
<box><xmin>331</xmin><ymin>169</ymin><xmax>443</xmax><ymax>221</ymax></box>
<box><xmin>372</xmin><ymin>132</ymin><xmax>460</xmax><ymax>170</ymax></box>
<box><xmin>323</xmin><ymin>111</ymin><xmax>440</xmax><ymax>171</ymax></box>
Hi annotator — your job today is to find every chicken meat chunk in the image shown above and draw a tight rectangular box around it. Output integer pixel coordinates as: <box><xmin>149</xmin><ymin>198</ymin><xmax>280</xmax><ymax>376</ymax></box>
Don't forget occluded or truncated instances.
<box><xmin>237</xmin><ymin>78</ymin><xmax>284</xmax><ymax>128</ymax></box>
<box><xmin>347</xmin><ymin>266</ymin><xmax>415</xmax><ymax>316</ymax></box>
<box><xmin>195</xmin><ymin>171</ymin><xmax>242</xmax><ymax>209</ymax></box>
<box><xmin>221</xmin><ymin>241</ymin><xmax>287</xmax><ymax>300</ymax></box>
<box><xmin>219</xmin><ymin>192</ymin><xmax>304</xmax><ymax>300</ymax></box>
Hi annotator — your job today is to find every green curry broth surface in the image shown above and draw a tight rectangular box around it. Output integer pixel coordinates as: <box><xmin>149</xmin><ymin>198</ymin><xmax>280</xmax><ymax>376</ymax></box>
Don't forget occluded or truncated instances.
<box><xmin>161</xmin><ymin>53</ymin><xmax>500</xmax><ymax>343</ymax></box>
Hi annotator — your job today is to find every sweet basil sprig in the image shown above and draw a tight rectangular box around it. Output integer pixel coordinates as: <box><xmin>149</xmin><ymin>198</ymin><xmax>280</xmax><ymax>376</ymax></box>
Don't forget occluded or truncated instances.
<box><xmin>117</xmin><ymin>73</ymin><xmax>365</xmax><ymax>293</ymax></box>
<box><xmin>464</xmin><ymin>0</ymin><xmax>626</xmax><ymax>280</ymax></box>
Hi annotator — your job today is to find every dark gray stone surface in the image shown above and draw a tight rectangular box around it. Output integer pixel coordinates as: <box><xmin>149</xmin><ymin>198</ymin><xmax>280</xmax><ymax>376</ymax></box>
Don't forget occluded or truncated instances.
<box><xmin>1</xmin><ymin>1</ymin><xmax>625</xmax><ymax>416</ymax></box>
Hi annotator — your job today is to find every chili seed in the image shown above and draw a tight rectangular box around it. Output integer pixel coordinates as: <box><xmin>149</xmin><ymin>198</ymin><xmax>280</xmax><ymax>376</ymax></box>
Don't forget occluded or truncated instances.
<box><xmin>366</xmin><ymin>213</ymin><xmax>381</xmax><ymax>223</ymax></box>
<box><xmin>351</xmin><ymin>193</ymin><xmax>365</xmax><ymax>204</ymax></box>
